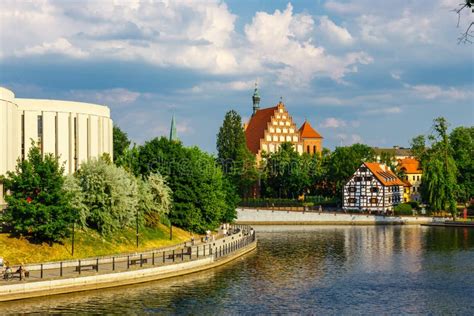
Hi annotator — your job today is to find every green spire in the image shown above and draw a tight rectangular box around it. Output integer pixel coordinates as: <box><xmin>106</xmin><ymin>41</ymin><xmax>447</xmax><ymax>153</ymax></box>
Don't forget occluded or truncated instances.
<box><xmin>252</xmin><ymin>81</ymin><xmax>261</xmax><ymax>116</ymax></box>
<box><xmin>169</xmin><ymin>114</ymin><xmax>178</xmax><ymax>142</ymax></box>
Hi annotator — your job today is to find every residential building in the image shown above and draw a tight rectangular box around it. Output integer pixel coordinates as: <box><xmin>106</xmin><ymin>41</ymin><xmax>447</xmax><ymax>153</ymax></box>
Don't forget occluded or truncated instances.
<box><xmin>244</xmin><ymin>85</ymin><xmax>323</xmax><ymax>162</ymax></box>
<box><xmin>343</xmin><ymin>162</ymin><xmax>405</xmax><ymax>213</ymax></box>
<box><xmin>0</xmin><ymin>87</ymin><xmax>113</xmax><ymax>207</ymax></box>
<box><xmin>373</xmin><ymin>146</ymin><xmax>412</xmax><ymax>162</ymax></box>
<box><xmin>398</xmin><ymin>157</ymin><xmax>422</xmax><ymax>202</ymax></box>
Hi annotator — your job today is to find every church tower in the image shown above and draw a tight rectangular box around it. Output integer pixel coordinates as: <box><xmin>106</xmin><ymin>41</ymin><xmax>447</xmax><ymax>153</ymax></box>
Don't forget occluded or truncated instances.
<box><xmin>169</xmin><ymin>115</ymin><xmax>178</xmax><ymax>142</ymax></box>
<box><xmin>252</xmin><ymin>82</ymin><xmax>260</xmax><ymax>116</ymax></box>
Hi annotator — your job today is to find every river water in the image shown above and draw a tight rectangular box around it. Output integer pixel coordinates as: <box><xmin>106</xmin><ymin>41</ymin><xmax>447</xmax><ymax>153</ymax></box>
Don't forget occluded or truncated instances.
<box><xmin>1</xmin><ymin>225</ymin><xmax>474</xmax><ymax>315</ymax></box>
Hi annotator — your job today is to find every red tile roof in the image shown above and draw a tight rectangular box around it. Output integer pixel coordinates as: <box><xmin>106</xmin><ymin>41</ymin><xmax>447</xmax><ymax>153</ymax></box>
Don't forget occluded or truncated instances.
<box><xmin>299</xmin><ymin>121</ymin><xmax>323</xmax><ymax>139</ymax></box>
<box><xmin>244</xmin><ymin>106</ymin><xmax>278</xmax><ymax>154</ymax></box>
<box><xmin>398</xmin><ymin>158</ymin><xmax>422</xmax><ymax>174</ymax></box>
<box><xmin>364</xmin><ymin>162</ymin><xmax>405</xmax><ymax>186</ymax></box>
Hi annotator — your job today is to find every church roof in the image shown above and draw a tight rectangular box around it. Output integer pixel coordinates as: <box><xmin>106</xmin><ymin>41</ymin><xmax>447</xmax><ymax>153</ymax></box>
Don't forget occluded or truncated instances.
<box><xmin>299</xmin><ymin>121</ymin><xmax>323</xmax><ymax>139</ymax></box>
<box><xmin>364</xmin><ymin>162</ymin><xmax>405</xmax><ymax>187</ymax></box>
<box><xmin>398</xmin><ymin>157</ymin><xmax>422</xmax><ymax>174</ymax></box>
<box><xmin>245</xmin><ymin>106</ymin><xmax>278</xmax><ymax>154</ymax></box>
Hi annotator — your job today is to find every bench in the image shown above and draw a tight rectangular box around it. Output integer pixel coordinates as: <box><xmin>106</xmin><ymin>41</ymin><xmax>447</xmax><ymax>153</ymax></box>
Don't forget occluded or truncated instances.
<box><xmin>75</xmin><ymin>264</ymin><xmax>98</xmax><ymax>272</ymax></box>
<box><xmin>2</xmin><ymin>270</ymin><xmax>30</xmax><ymax>280</ymax></box>
<box><xmin>167</xmin><ymin>249</ymin><xmax>192</xmax><ymax>260</ymax></box>
<box><xmin>130</xmin><ymin>258</ymin><xmax>147</xmax><ymax>265</ymax></box>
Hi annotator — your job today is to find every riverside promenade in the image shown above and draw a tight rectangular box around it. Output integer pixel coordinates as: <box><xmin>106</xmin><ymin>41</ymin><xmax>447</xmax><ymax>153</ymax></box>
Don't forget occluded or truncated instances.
<box><xmin>0</xmin><ymin>225</ymin><xmax>257</xmax><ymax>302</ymax></box>
<box><xmin>235</xmin><ymin>208</ymin><xmax>450</xmax><ymax>225</ymax></box>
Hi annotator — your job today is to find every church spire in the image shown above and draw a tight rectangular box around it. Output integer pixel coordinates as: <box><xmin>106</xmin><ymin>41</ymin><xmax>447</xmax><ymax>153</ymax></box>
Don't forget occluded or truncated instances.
<box><xmin>252</xmin><ymin>81</ymin><xmax>260</xmax><ymax>116</ymax></box>
<box><xmin>169</xmin><ymin>114</ymin><xmax>178</xmax><ymax>142</ymax></box>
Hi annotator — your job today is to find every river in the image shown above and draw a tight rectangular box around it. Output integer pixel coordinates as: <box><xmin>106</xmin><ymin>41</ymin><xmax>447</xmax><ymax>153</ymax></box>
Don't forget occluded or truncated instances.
<box><xmin>1</xmin><ymin>225</ymin><xmax>473</xmax><ymax>314</ymax></box>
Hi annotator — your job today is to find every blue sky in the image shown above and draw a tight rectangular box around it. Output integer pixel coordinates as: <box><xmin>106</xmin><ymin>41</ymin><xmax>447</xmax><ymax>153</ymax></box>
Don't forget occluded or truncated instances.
<box><xmin>1</xmin><ymin>0</ymin><xmax>473</xmax><ymax>153</ymax></box>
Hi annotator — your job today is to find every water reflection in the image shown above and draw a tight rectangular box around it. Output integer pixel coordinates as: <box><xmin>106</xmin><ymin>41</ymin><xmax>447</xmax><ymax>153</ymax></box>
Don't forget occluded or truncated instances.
<box><xmin>1</xmin><ymin>226</ymin><xmax>473</xmax><ymax>314</ymax></box>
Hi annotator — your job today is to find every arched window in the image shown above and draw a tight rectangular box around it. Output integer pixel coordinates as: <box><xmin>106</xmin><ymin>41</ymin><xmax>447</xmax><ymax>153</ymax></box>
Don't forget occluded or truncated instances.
<box><xmin>313</xmin><ymin>145</ymin><xmax>316</xmax><ymax>153</ymax></box>
<box><xmin>307</xmin><ymin>145</ymin><xmax>310</xmax><ymax>153</ymax></box>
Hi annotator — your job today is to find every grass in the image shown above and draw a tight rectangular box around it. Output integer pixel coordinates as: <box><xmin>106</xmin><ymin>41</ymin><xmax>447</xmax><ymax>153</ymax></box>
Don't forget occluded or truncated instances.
<box><xmin>0</xmin><ymin>224</ymin><xmax>194</xmax><ymax>265</ymax></box>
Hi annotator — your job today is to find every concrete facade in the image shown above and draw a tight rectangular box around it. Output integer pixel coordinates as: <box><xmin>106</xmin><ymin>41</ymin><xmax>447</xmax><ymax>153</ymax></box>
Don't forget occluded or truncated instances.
<box><xmin>0</xmin><ymin>87</ymin><xmax>113</xmax><ymax>206</ymax></box>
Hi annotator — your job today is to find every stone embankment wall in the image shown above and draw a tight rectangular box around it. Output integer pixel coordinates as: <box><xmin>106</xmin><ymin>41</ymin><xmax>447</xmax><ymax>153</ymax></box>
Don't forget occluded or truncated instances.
<box><xmin>235</xmin><ymin>208</ymin><xmax>446</xmax><ymax>225</ymax></box>
<box><xmin>0</xmin><ymin>229</ymin><xmax>257</xmax><ymax>302</ymax></box>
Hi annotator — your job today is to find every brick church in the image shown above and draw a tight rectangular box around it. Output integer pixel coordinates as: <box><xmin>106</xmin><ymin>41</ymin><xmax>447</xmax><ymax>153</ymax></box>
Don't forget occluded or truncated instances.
<box><xmin>244</xmin><ymin>84</ymin><xmax>323</xmax><ymax>162</ymax></box>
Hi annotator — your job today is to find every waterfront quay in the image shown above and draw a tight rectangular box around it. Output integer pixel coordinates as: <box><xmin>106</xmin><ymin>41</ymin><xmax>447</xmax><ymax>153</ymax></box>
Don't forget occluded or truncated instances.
<box><xmin>0</xmin><ymin>226</ymin><xmax>256</xmax><ymax>302</ymax></box>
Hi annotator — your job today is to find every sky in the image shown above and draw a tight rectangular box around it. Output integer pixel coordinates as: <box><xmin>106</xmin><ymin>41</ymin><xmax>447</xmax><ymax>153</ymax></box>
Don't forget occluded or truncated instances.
<box><xmin>1</xmin><ymin>0</ymin><xmax>473</xmax><ymax>154</ymax></box>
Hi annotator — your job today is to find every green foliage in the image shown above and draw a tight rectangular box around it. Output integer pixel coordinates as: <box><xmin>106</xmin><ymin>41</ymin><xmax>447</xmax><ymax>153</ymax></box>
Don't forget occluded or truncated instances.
<box><xmin>394</xmin><ymin>203</ymin><xmax>413</xmax><ymax>215</ymax></box>
<box><xmin>324</xmin><ymin>144</ymin><xmax>375</xmax><ymax>197</ymax></box>
<box><xmin>115</xmin><ymin>144</ymin><xmax>141</xmax><ymax>176</ymax></box>
<box><xmin>75</xmin><ymin>158</ymin><xmax>139</xmax><ymax>235</ymax></box>
<box><xmin>418</xmin><ymin>117</ymin><xmax>458</xmax><ymax>216</ymax></box>
<box><xmin>1</xmin><ymin>144</ymin><xmax>74</xmax><ymax>242</ymax></box>
<box><xmin>113</xmin><ymin>124</ymin><xmax>131</xmax><ymax>163</ymax></box>
<box><xmin>63</xmin><ymin>175</ymin><xmax>88</xmax><ymax>227</ymax></box>
<box><xmin>449</xmin><ymin>126</ymin><xmax>474</xmax><ymax>203</ymax></box>
<box><xmin>138</xmin><ymin>137</ymin><xmax>235</xmax><ymax>233</ymax></box>
<box><xmin>138</xmin><ymin>173</ymin><xmax>172</xmax><ymax>227</ymax></box>
<box><xmin>261</xmin><ymin>142</ymin><xmax>312</xmax><ymax>198</ymax></box>
<box><xmin>216</xmin><ymin>110</ymin><xmax>258</xmax><ymax>197</ymax></box>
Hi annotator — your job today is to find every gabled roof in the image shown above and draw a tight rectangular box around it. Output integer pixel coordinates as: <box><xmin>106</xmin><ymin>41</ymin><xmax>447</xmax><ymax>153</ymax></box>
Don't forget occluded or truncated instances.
<box><xmin>299</xmin><ymin>120</ymin><xmax>323</xmax><ymax>139</ymax></box>
<box><xmin>398</xmin><ymin>157</ymin><xmax>422</xmax><ymax>174</ymax></box>
<box><xmin>364</xmin><ymin>162</ymin><xmax>405</xmax><ymax>186</ymax></box>
<box><xmin>373</xmin><ymin>147</ymin><xmax>411</xmax><ymax>157</ymax></box>
<box><xmin>245</xmin><ymin>106</ymin><xmax>278</xmax><ymax>154</ymax></box>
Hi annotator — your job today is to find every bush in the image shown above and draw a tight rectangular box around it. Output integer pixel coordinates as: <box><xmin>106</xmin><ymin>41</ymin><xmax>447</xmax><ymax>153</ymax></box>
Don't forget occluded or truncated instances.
<box><xmin>394</xmin><ymin>203</ymin><xmax>413</xmax><ymax>215</ymax></box>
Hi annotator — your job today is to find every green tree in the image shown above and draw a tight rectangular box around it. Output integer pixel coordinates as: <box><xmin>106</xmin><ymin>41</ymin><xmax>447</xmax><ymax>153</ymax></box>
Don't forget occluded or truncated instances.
<box><xmin>420</xmin><ymin>117</ymin><xmax>458</xmax><ymax>215</ymax></box>
<box><xmin>1</xmin><ymin>144</ymin><xmax>74</xmax><ymax>243</ymax></box>
<box><xmin>139</xmin><ymin>137</ymin><xmax>234</xmax><ymax>232</ymax></box>
<box><xmin>216</xmin><ymin>110</ymin><xmax>257</xmax><ymax>197</ymax></box>
<box><xmin>138</xmin><ymin>172</ymin><xmax>172</xmax><ymax>227</ymax></box>
<box><xmin>262</xmin><ymin>142</ymin><xmax>311</xmax><ymax>198</ymax></box>
<box><xmin>113</xmin><ymin>124</ymin><xmax>131</xmax><ymax>163</ymax></box>
<box><xmin>325</xmin><ymin>144</ymin><xmax>375</xmax><ymax>197</ymax></box>
<box><xmin>75</xmin><ymin>157</ymin><xmax>139</xmax><ymax>235</ymax></box>
<box><xmin>449</xmin><ymin>126</ymin><xmax>473</xmax><ymax>203</ymax></box>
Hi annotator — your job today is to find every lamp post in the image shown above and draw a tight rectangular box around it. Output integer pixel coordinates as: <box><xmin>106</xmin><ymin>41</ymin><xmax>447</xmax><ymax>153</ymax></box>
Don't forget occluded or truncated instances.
<box><xmin>136</xmin><ymin>207</ymin><xmax>139</xmax><ymax>248</ymax></box>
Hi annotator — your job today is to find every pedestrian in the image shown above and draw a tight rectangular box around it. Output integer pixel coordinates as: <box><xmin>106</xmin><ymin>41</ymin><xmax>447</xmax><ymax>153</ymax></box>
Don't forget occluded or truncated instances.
<box><xmin>191</xmin><ymin>235</ymin><xmax>195</xmax><ymax>246</ymax></box>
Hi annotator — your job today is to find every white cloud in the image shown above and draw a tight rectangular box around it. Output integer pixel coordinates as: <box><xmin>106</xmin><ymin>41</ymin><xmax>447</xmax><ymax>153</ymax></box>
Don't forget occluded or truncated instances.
<box><xmin>364</xmin><ymin>106</ymin><xmax>402</xmax><ymax>115</ymax></box>
<box><xmin>180</xmin><ymin>80</ymin><xmax>257</xmax><ymax>94</ymax></box>
<box><xmin>18</xmin><ymin>38</ymin><xmax>89</xmax><ymax>58</ymax></box>
<box><xmin>318</xmin><ymin>16</ymin><xmax>354</xmax><ymax>44</ymax></box>
<box><xmin>69</xmin><ymin>88</ymin><xmax>141</xmax><ymax>107</ymax></box>
<box><xmin>410</xmin><ymin>84</ymin><xmax>470</xmax><ymax>100</ymax></box>
<box><xmin>2</xmin><ymin>1</ymin><xmax>371</xmax><ymax>87</ymax></box>
<box><xmin>336</xmin><ymin>133</ymin><xmax>363</xmax><ymax>145</ymax></box>
<box><xmin>321</xmin><ymin>117</ymin><xmax>347</xmax><ymax>128</ymax></box>
<box><xmin>390</xmin><ymin>70</ymin><xmax>402</xmax><ymax>80</ymax></box>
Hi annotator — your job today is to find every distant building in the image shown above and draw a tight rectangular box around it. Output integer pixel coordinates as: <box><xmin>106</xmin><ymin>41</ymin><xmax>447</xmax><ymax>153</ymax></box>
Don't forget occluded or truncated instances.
<box><xmin>343</xmin><ymin>162</ymin><xmax>405</xmax><ymax>213</ymax></box>
<box><xmin>398</xmin><ymin>157</ymin><xmax>422</xmax><ymax>202</ymax></box>
<box><xmin>373</xmin><ymin>146</ymin><xmax>412</xmax><ymax>162</ymax></box>
<box><xmin>244</xmin><ymin>84</ymin><xmax>323</xmax><ymax>162</ymax></box>
<box><xmin>0</xmin><ymin>87</ymin><xmax>113</xmax><ymax>207</ymax></box>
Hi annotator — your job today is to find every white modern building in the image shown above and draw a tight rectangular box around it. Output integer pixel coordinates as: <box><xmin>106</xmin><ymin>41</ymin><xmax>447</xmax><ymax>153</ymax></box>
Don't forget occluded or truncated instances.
<box><xmin>0</xmin><ymin>87</ymin><xmax>113</xmax><ymax>206</ymax></box>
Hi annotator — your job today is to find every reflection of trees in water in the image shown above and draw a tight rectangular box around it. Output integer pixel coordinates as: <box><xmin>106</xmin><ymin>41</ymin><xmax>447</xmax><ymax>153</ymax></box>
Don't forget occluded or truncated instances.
<box><xmin>423</xmin><ymin>227</ymin><xmax>474</xmax><ymax>252</ymax></box>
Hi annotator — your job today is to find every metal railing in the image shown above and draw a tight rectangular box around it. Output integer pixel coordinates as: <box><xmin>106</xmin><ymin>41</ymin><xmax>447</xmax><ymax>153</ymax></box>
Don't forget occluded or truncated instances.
<box><xmin>1</xmin><ymin>226</ymin><xmax>256</xmax><ymax>283</ymax></box>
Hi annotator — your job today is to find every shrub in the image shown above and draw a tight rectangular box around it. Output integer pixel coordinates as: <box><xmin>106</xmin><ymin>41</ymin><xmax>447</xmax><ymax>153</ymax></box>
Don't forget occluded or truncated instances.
<box><xmin>394</xmin><ymin>203</ymin><xmax>413</xmax><ymax>215</ymax></box>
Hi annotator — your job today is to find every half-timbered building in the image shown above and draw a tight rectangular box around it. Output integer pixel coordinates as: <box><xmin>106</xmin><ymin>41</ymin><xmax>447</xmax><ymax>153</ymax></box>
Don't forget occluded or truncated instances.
<box><xmin>343</xmin><ymin>162</ymin><xmax>405</xmax><ymax>213</ymax></box>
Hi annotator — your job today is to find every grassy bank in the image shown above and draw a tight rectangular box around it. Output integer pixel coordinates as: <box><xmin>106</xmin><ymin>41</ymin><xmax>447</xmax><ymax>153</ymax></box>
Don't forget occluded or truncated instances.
<box><xmin>0</xmin><ymin>224</ymin><xmax>193</xmax><ymax>265</ymax></box>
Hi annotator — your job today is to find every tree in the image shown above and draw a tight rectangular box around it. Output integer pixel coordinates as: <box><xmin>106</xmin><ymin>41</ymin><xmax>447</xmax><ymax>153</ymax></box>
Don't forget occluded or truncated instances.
<box><xmin>449</xmin><ymin>126</ymin><xmax>474</xmax><ymax>203</ymax></box>
<box><xmin>216</xmin><ymin>110</ymin><xmax>257</xmax><ymax>197</ymax></box>
<box><xmin>138</xmin><ymin>137</ymin><xmax>234</xmax><ymax>232</ymax></box>
<box><xmin>261</xmin><ymin>142</ymin><xmax>311</xmax><ymax>198</ymax></box>
<box><xmin>325</xmin><ymin>144</ymin><xmax>375</xmax><ymax>197</ymax></box>
<box><xmin>75</xmin><ymin>157</ymin><xmax>139</xmax><ymax>235</ymax></box>
<box><xmin>1</xmin><ymin>144</ymin><xmax>74</xmax><ymax>243</ymax></box>
<box><xmin>410</xmin><ymin>135</ymin><xmax>427</xmax><ymax>162</ymax></box>
<box><xmin>138</xmin><ymin>172</ymin><xmax>172</xmax><ymax>227</ymax></box>
<box><xmin>454</xmin><ymin>0</ymin><xmax>474</xmax><ymax>43</ymax></box>
<box><xmin>420</xmin><ymin>118</ymin><xmax>458</xmax><ymax>215</ymax></box>
<box><xmin>113</xmin><ymin>124</ymin><xmax>131</xmax><ymax>163</ymax></box>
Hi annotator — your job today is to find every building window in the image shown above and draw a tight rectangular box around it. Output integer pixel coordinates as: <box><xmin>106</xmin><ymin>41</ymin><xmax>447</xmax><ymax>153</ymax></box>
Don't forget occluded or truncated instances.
<box><xmin>307</xmin><ymin>145</ymin><xmax>310</xmax><ymax>153</ymax></box>
<box><xmin>348</xmin><ymin>198</ymin><xmax>357</xmax><ymax>204</ymax></box>
<box><xmin>21</xmin><ymin>114</ymin><xmax>25</xmax><ymax>161</ymax></box>
<box><xmin>417</xmin><ymin>175</ymin><xmax>420</xmax><ymax>181</ymax></box>
<box><xmin>370</xmin><ymin>197</ymin><xmax>378</xmax><ymax>204</ymax></box>
<box><xmin>354</xmin><ymin>176</ymin><xmax>362</xmax><ymax>182</ymax></box>
<box><xmin>74</xmin><ymin>117</ymin><xmax>78</xmax><ymax>171</ymax></box>
<box><xmin>37</xmin><ymin>115</ymin><xmax>43</xmax><ymax>155</ymax></box>
<box><xmin>313</xmin><ymin>145</ymin><xmax>316</xmax><ymax>153</ymax></box>
<box><xmin>349</xmin><ymin>187</ymin><xmax>356</xmax><ymax>193</ymax></box>
<box><xmin>55</xmin><ymin>115</ymin><xmax>58</xmax><ymax>157</ymax></box>
<box><xmin>360</xmin><ymin>167</ymin><xmax>368</xmax><ymax>172</ymax></box>
<box><xmin>365</xmin><ymin>176</ymin><xmax>372</xmax><ymax>181</ymax></box>
<box><xmin>370</xmin><ymin>187</ymin><xmax>378</xmax><ymax>193</ymax></box>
